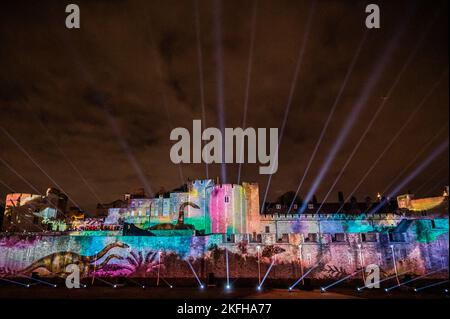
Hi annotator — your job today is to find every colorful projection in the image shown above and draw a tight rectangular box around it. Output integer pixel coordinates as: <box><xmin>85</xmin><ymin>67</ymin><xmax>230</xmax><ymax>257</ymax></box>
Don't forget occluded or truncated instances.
<box><xmin>105</xmin><ymin>179</ymin><xmax>259</xmax><ymax>235</ymax></box>
<box><xmin>397</xmin><ymin>194</ymin><xmax>446</xmax><ymax>211</ymax></box>
<box><xmin>0</xmin><ymin>229</ymin><xmax>447</xmax><ymax>280</ymax></box>
<box><xmin>0</xmin><ymin>234</ymin><xmax>223</xmax><ymax>278</ymax></box>
<box><xmin>3</xmin><ymin>193</ymin><xmax>61</xmax><ymax>232</ymax></box>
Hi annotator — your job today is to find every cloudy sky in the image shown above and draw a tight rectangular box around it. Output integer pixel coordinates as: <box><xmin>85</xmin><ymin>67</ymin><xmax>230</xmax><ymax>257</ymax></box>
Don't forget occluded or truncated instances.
<box><xmin>0</xmin><ymin>0</ymin><xmax>448</xmax><ymax>211</ymax></box>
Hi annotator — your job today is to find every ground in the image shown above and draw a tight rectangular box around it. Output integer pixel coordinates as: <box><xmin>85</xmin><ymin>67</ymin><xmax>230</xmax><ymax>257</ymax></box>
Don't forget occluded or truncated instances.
<box><xmin>0</xmin><ymin>286</ymin><xmax>447</xmax><ymax>299</ymax></box>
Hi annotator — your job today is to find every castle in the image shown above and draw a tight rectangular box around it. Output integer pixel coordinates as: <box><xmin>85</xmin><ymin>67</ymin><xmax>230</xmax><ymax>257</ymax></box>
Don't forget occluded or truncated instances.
<box><xmin>0</xmin><ymin>180</ymin><xmax>448</xmax><ymax>284</ymax></box>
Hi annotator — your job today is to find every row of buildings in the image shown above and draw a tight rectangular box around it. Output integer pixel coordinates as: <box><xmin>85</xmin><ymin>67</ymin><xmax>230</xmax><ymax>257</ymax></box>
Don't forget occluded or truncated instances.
<box><xmin>1</xmin><ymin>180</ymin><xmax>448</xmax><ymax>240</ymax></box>
<box><xmin>0</xmin><ymin>179</ymin><xmax>448</xmax><ymax>280</ymax></box>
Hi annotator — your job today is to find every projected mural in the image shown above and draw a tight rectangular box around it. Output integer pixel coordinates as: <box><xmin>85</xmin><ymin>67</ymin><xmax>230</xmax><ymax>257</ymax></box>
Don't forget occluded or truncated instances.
<box><xmin>0</xmin><ymin>180</ymin><xmax>448</xmax><ymax>283</ymax></box>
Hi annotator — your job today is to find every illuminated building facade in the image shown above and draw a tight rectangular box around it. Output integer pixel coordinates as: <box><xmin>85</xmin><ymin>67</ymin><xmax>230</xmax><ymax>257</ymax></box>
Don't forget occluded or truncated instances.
<box><xmin>105</xmin><ymin>179</ymin><xmax>260</xmax><ymax>236</ymax></box>
<box><xmin>0</xmin><ymin>182</ymin><xmax>448</xmax><ymax>283</ymax></box>
<box><xmin>2</xmin><ymin>188</ymin><xmax>68</xmax><ymax>232</ymax></box>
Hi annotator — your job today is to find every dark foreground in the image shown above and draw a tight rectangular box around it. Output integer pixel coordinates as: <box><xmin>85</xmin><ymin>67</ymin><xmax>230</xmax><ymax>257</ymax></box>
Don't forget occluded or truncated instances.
<box><xmin>0</xmin><ymin>286</ymin><xmax>447</xmax><ymax>299</ymax></box>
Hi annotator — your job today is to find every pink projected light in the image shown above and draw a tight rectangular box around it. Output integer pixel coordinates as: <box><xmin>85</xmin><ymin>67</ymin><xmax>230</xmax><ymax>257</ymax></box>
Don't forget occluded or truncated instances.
<box><xmin>210</xmin><ymin>187</ymin><xmax>226</xmax><ymax>233</ymax></box>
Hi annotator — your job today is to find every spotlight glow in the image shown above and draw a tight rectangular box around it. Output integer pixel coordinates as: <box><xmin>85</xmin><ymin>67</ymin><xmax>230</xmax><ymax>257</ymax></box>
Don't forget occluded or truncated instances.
<box><xmin>186</xmin><ymin>259</ymin><xmax>205</xmax><ymax>289</ymax></box>
<box><xmin>260</xmin><ymin>0</ymin><xmax>316</xmax><ymax>213</ymax></box>
<box><xmin>385</xmin><ymin>268</ymin><xmax>447</xmax><ymax>292</ymax></box>
<box><xmin>414</xmin><ymin>280</ymin><xmax>449</xmax><ymax>292</ymax></box>
<box><xmin>289</xmin><ymin>264</ymin><xmax>319</xmax><ymax>290</ymax></box>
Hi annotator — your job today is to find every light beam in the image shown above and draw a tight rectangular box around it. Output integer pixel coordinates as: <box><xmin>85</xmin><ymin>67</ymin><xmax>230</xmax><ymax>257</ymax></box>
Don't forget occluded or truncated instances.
<box><xmin>381</xmin><ymin>124</ymin><xmax>448</xmax><ymax>196</ymax></box>
<box><xmin>299</xmin><ymin>10</ymin><xmax>413</xmax><ymax>214</ymax></box>
<box><xmin>287</xmin><ymin>31</ymin><xmax>367</xmax><ymax>214</ymax></box>
<box><xmin>368</xmin><ymin>140</ymin><xmax>448</xmax><ymax>215</ymax></box>
<box><xmin>289</xmin><ymin>264</ymin><xmax>319</xmax><ymax>291</ymax></box>
<box><xmin>194</xmin><ymin>0</ymin><xmax>208</xmax><ymax>179</ymax></box>
<box><xmin>414</xmin><ymin>280</ymin><xmax>449</xmax><ymax>292</ymax></box>
<box><xmin>237</xmin><ymin>0</ymin><xmax>258</xmax><ymax>185</ymax></box>
<box><xmin>186</xmin><ymin>259</ymin><xmax>204</xmax><ymax>288</ymax></box>
<box><xmin>213</xmin><ymin>0</ymin><xmax>227</xmax><ymax>183</ymax></box>
<box><xmin>260</xmin><ymin>0</ymin><xmax>316</xmax><ymax>213</ymax></box>
<box><xmin>314</xmin><ymin>23</ymin><xmax>433</xmax><ymax>214</ymax></box>
<box><xmin>0</xmin><ymin>126</ymin><xmax>81</xmax><ymax>208</ymax></box>
<box><xmin>385</xmin><ymin>267</ymin><xmax>447</xmax><ymax>292</ymax></box>
<box><xmin>338</xmin><ymin>70</ymin><xmax>448</xmax><ymax>212</ymax></box>
<box><xmin>257</xmin><ymin>257</ymin><xmax>276</xmax><ymax>290</ymax></box>
<box><xmin>321</xmin><ymin>269</ymin><xmax>363</xmax><ymax>292</ymax></box>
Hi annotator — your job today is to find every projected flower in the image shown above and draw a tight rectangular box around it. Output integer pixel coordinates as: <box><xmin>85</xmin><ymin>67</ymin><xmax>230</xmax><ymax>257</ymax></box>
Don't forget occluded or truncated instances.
<box><xmin>123</xmin><ymin>250</ymin><xmax>162</xmax><ymax>276</ymax></box>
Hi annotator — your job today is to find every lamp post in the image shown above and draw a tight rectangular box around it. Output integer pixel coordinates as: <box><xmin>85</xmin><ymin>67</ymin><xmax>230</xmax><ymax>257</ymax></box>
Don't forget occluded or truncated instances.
<box><xmin>157</xmin><ymin>250</ymin><xmax>161</xmax><ymax>287</ymax></box>
<box><xmin>256</xmin><ymin>245</ymin><xmax>261</xmax><ymax>285</ymax></box>
<box><xmin>390</xmin><ymin>245</ymin><xmax>400</xmax><ymax>285</ymax></box>
<box><xmin>298</xmin><ymin>244</ymin><xmax>304</xmax><ymax>285</ymax></box>
<box><xmin>358</xmin><ymin>244</ymin><xmax>366</xmax><ymax>283</ymax></box>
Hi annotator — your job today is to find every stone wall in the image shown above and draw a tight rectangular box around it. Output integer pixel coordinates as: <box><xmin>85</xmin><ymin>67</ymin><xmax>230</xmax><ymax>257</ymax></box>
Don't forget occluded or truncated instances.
<box><xmin>0</xmin><ymin>229</ymin><xmax>447</xmax><ymax>281</ymax></box>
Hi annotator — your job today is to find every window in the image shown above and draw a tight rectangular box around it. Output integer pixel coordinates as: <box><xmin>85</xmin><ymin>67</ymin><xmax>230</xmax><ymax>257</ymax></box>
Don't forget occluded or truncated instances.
<box><xmin>250</xmin><ymin>232</ymin><xmax>262</xmax><ymax>243</ymax></box>
<box><xmin>293</xmin><ymin>204</ymin><xmax>298</xmax><ymax>209</ymax></box>
<box><xmin>361</xmin><ymin>233</ymin><xmax>377</xmax><ymax>242</ymax></box>
<box><xmin>332</xmin><ymin>233</ymin><xmax>346</xmax><ymax>242</ymax></box>
<box><xmin>389</xmin><ymin>232</ymin><xmax>406</xmax><ymax>242</ymax></box>
<box><xmin>431</xmin><ymin>220</ymin><xmax>436</xmax><ymax>228</ymax></box>
<box><xmin>265</xmin><ymin>226</ymin><xmax>270</xmax><ymax>233</ymax></box>
<box><xmin>224</xmin><ymin>196</ymin><xmax>230</xmax><ymax>203</ymax></box>
<box><xmin>227</xmin><ymin>234</ymin><xmax>235</xmax><ymax>243</ymax></box>
<box><xmin>32</xmin><ymin>216</ymin><xmax>39</xmax><ymax>225</ymax></box>
<box><xmin>305</xmin><ymin>233</ymin><xmax>318</xmax><ymax>242</ymax></box>
<box><xmin>308</xmin><ymin>203</ymin><xmax>314</xmax><ymax>209</ymax></box>
<box><xmin>306</xmin><ymin>253</ymin><xmax>312</xmax><ymax>265</ymax></box>
<box><xmin>276</xmin><ymin>204</ymin><xmax>281</xmax><ymax>209</ymax></box>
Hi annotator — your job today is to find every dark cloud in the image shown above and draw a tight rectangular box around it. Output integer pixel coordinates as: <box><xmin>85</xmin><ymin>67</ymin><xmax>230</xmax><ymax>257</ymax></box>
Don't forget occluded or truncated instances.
<box><xmin>0</xmin><ymin>0</ymin><xmax>448</xmax><ymax>211</ymax></box>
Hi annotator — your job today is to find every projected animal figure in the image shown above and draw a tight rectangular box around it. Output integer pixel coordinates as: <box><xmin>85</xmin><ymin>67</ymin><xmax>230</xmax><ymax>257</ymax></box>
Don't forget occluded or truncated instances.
<box><xmin>18</xmin><ymin>242</ymin><xmax>129</xmax><ymax>276</ymax></box>
<box><xmin>149</xmin><ymin>202</ymin><xmax>200</xmax><ymax>230</ymax></box>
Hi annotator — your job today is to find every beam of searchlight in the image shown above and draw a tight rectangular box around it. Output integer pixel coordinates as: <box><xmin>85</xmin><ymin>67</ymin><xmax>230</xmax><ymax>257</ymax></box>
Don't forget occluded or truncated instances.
<box><xmin>0</xmin><ymin>128</ymin><xmax>81</xmax><ymax>208</ymax></box>
<box><xmin>260</xmin><ymin>0</ymin><xmax>316</xmax><ymax>213</ymax></box>
<box><xmin>237</xmin><ymin>0</ymin><xmax>258</xmax><ymax>185</ymax></box>
<box><xmin>381</xmin><ymin>124</ymin><xmax>448</xmax><ymax>196</ymax></box>
<box><xmin>286</xmin><ymin>30</ymin><xmax>368</xmax><ymax>214</ymax></box>
<box><xmin>31</xmin><ymin>110</ymin><xmax>103</xmax><ymax>203</ymax></box>
<box><xmin>368</xmin><ymin>140</ymin><xmax>449</xmax><ymax>215</ymax></box>
<box><xmin>299</xmin><ymin>11</ymin><xmax>412</xmax><ymax>214</ymax></box>
<box><xmin>415</xmin><ymin>280</ymin><xmax>449</xmax><ymax>292</ymax></box>
<box><xmin>104</xmin><ymin>107</ymin><xmax>154</xmax><ymax>197</ymax></box>
<box><xmin>0</xmin><ymin>178</ymin><xmax>15</xmax><ymax>192</ymax></box>
<box><xmin>414</xmin><ymin>165</ymin><xmax>447</xmax><ymax>195</ymax></box>
<box><xmin>194</xmin><ymin>0</ymin><xmax>209</xmax><ymax>179</ymax></box>
<box><xmin>339</xmin><ymin>70</ymin><xmax>448</xmax><ymax>211</ymax></box>
<box><xmin>213</xmin><ymin>0</ymin><xmax>227</xmax><ymax>183</ymax></box>
<box><xmin>0</xmin><ymin>156</ymin><xmax>42</xmax><ymax>194</ymax></box>
<box><xmin>424</xmin><ymin>177</ymin><xmax>449</xmax><ymax>197</ymax></box>
<box><xmin>314</xmin><ymin>24</ymin><xmax>431</xmax><ymax>214</ymax></box>
<box><xmin>385</xmin><ymin>267</ymin><xmax>447</xmax><ymax>292</ymax></box>
<box><xmin>0</xmin><ymin>156</ymin><xmax>64</xmax><ymax>216</ymax></box>
<box><xmin>147</xmin><ymin>26</ymin><xmax>185</xmax><ymax>185</ymax></box>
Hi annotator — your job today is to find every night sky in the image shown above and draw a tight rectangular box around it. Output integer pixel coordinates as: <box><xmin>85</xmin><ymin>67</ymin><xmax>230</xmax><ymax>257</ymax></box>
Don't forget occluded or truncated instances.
<box><xmin>0</xmin><ymin>0</ymin><xmax>448</xmax><ymax>212</ymax></box>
